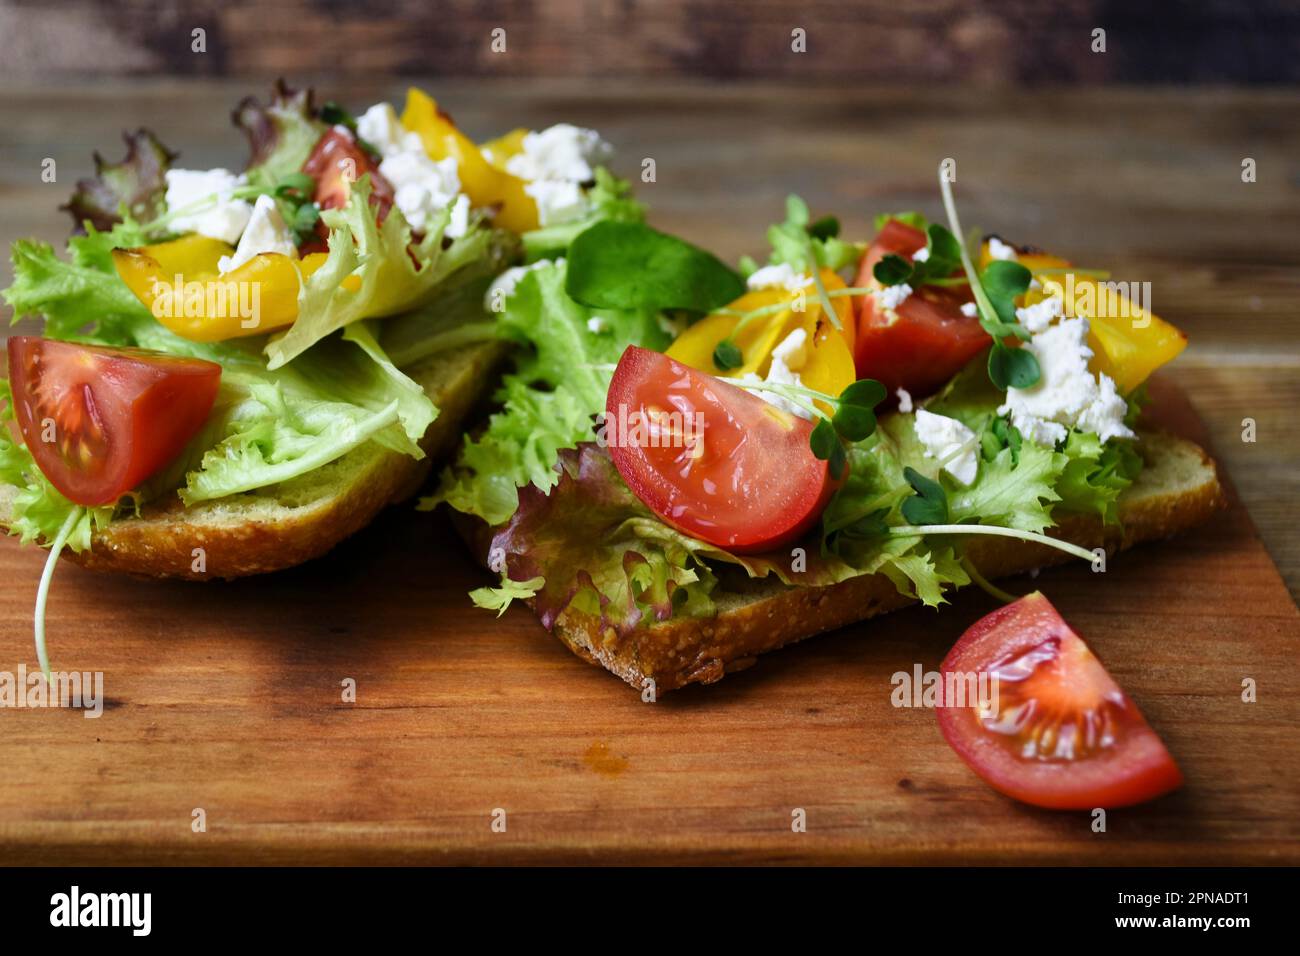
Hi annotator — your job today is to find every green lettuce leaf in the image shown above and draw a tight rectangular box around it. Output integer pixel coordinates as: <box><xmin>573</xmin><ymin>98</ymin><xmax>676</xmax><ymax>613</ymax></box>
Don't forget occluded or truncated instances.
<box><xmin>265</xmin><ymin>176</ymin><xmax>501</xmax><ymax>369</ymax></box>
<box><xmin>427</xmin><ymin>258</ymin><xmax>668</xmax><ymax>525</ymax></box>
<box><xmin>761</xmin><ymin>195</ymin><xmax>863</xmax><ymax>274</ymax></box>
<box><xmin>947</xmin><ymin>440</ymin><xmax>1063</xmax><ymax>533</ymax></box>
<box><xmin>1056</xmin><ymin>429</ymin><xmax>1143</xmax><ymax>524</ymax></box>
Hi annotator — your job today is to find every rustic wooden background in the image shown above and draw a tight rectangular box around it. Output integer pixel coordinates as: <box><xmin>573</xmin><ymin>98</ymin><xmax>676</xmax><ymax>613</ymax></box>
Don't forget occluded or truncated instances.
<box><xmin>1</xmin><ymin>0</ymin><xmax>1298</xmax><ymax>84</ymax></box>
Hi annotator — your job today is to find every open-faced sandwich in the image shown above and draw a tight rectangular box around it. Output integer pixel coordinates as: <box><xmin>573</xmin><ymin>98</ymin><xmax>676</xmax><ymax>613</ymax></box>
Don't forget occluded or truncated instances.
<box><xmin>438</xmin><ymin>168</ymin><xmax>1223</xmax><ymax>694</ymax></box>
<box><xmin>1</xmin><ymin>82</ymin><xmax>638</xmax><ymax>674</ymax></box>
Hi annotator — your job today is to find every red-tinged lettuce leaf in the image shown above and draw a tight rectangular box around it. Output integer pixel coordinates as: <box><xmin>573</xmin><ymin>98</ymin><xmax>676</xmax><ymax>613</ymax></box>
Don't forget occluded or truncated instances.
<box><xmin>62</xmin><ymin>128</ymin><xmax>176</xmax><ymax>233</ymax></box>
<box><xmin>485</xmin><ymin>444</ymin><xmax>869</xmax><ymax>634</ymax></box>
<box><xmin>232</xmin><ymin>79</ymin><xmax>326</xmax><ymax>188</ymax></box>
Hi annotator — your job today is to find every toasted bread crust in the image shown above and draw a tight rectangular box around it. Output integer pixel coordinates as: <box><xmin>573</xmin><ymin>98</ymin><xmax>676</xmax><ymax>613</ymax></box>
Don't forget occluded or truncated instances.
<box><xmin>473</xmin><ymin>432</ymin><xmax>1225</xmax><ymax>693</ymax></box>
<box><xmin>2</xmin><ymin>340</ymin><xmax>510</xmax><ymax>580</ymax></box>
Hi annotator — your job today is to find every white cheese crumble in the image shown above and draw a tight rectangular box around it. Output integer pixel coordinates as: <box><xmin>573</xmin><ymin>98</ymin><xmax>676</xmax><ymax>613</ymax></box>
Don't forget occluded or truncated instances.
<box><xmin>911</xmin><ymin>246</ymin><xmax>931</xmax><ymax>262</ymax></box>
<box><xmin>1015</xmin><ymin>293</ymin><xmax>1064</xmax><ymax>333</ymax></box>
<box><xmin>482</xmin><ymin>257</ymin><xmax>563</xmax><ymax>311</ymax></box>
<box><xmin>355</xmin><ymin>102</ymin><xmax>469</xmax><ymax>238</ymax></box>
<box><xmin>217</xmin><ymin>194</ymin><xmax>298</xmax><ymax>274</ymax></box>
<box><xmin>737</xmin><ymin>328</ymin><xmax>812</xmax><ymax>421</ymax></box>
<box><xmin>873</xmin><ymin>282</ymin><xmax>913</xmax><ymax>311</ymax></box>
<box><xmin>913</xmin><ymin>408</ymin><xmax>979</xmax><ymax>486</ymax></box>
<box><xmin>960</xmin><ymin>301</ymin><xmax>979</xmax><ymax>318</ymax></box>
<box><xmin>998</xmin><ymin>316</ymin><xmax>1136</xmax><ymax>446</ymax></box>
<box><xmin>586</xmin><ymin>316</ymin><xmax>609</xmax><ymax>334</ymax></box>
<box><xmin>356</xmin><ymin>102</ymin><xmax>424</xmax><ymax>157</ymax></box>
<box><xmin>505</xmin><ymin>124</ymin><xmax>612</xmax><ymax>184</ymax></box>
<box><xmin>379</xmin><ymin>149</ymin><xmax>469</xmax><ymax>238</ymax></box>
<box><xmin>746</xmin><ymin>262</ymin><xmax>812</xmax><ymax>293</ymax></box>
<box><xmin>895</xmin><ymin>387</ymin><xmax>913</xmax><ymax>413</ymax></box>
<box><xmin>504</xmin><ymin>123</ymin><xmax>613</xmax><ymax>227</ymax></box>
<box><xmin>523</xmin><ymin>178</ymin><xmax>589</xmax><ymax>227</ymax></box>
<box><xmin>987</xmin><ymin>236</ymin><xmax>1017</xmax><ymax>261</ymax></box>
<box><xmin>164</xmin><ymin>168</ymin><xmax>252</xmax><ymax>245</ymax></box>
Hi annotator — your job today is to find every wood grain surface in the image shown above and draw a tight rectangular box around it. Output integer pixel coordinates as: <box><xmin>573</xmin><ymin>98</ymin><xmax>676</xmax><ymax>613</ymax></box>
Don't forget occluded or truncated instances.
<box><xmin>3</xmin><ymin>1</ymin><xmax>1297</xmax><ymax>85</ymax></box>
<box><xmin>0</xmin><ymin>81</ymin><xmax>1297</xmax><ymax>864</ymax></box>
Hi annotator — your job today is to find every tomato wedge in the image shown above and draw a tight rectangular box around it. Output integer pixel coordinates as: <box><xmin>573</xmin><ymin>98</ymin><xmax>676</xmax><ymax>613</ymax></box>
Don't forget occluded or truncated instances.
<box><xmin>605</xmin><ymin>346</ymin><xmax>833</xmax><ymax>553</ymax></box>
<box><xmin>852</xmin><ymin>219</ymin><xmax>988</xmax><ymax>399</ymax></box>
<box><xmin>6</xmin><ymin>337</ymin><xmax>221</xmax><ymax>506</ymax></box>
<box><xmin>936</xmin><ymin>592</ymin><xmax>1183</xmax><ymax>810</ymax></box>
<box><xmin>302</xmin><ymin>127</ymin><xmax>394</xmax><ymax>225</ymax></box>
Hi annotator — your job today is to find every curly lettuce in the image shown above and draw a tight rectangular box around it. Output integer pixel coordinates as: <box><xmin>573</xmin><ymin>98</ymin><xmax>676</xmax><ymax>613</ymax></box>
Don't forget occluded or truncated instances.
<box><xmin>426</xmin><ymin>258</ymin><xmax>668</xmax><ymax>525</ymax></box>
<box><xmin>63</xmin><ymin>129</ymin><xmax>176</xmax><ymax>234</ymax></box>
<box><xmin>3</xmin><ymin>220</ymin><xmax>438</xmax><ymax>513</ymax></box>
<box><xmin>265</xmin><ymin>176</ymin><xmax>503</xmax><ymax>369</ymax></box>
<box><xmin>475</xmin><ymin>443</ymin><xmax>972</xmax><ymax>627</ymax></box>
<box><xmin>233</xmin><ymin>80</ymin><xmax>327</xmax><ymax>190</ymax></box>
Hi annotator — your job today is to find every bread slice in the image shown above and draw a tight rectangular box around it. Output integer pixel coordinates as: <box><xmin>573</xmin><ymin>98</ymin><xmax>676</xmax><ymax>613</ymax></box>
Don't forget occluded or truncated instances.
<box><xmin>474</xmin><ymin>430</ymin><xmax>1224</xmax><ymax>693</ymax></box>
<box><xmin>0</xmin><ymin>340</ymin><xmax>510</xmax><ymax>580</ymax></box>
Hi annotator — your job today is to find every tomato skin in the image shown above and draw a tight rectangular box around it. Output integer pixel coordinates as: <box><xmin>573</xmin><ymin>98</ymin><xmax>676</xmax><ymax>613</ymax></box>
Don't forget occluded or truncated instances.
<box><xmin>852</xmin><ymin>220</ymin><xmax>989</xmax><ymax>400</ymax></box>
<box><xmin>935</xmin><ymin>592</ymin><xmax>1183</xmax><ymax>810</ymax></box>
<box><xmin>6</xmin><ymin>337</ymin><xmax>221</xmax><ymax>506</ymax></box>
<box><xmin>605</xmin><ymin>346</ymin><xmax>834</xmax><ymax>554</ymax></box>
<box><xmin>301</xmin><ymin>127</ymin><xmax>394</xmax><ymax>228</ymax></box>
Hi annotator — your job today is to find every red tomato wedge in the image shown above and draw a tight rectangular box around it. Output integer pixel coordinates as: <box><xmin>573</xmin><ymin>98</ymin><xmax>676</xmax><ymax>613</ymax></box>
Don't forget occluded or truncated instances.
<box><xmin>852</xmin><ymin>219</ymin><xmax>989</xmax><ymax>399</ymax></box>
<box><xmin>302</xmin><ymin>127</ymin><xmax>395</xmax><ymax>224</ymax></box>
<box><xmin>605</xmin><ymin>346</ymin><xmax>833</xmax><ymax>554</ymax></box>
<box><xmin>6</xmin><ymin>337</ymin><xmax>221</xmax><ymax>506</ymax></box>
<box><xmin>936</xmin><ymin>592</ymin><xmax>1183</xmax><ymax>810</ymax></box>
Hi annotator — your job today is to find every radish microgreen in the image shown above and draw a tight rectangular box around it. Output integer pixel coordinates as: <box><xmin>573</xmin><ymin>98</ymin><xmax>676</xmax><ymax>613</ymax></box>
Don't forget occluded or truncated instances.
<box><xmin>872</xmin><ymin>223</ymin><xmax>964</xmax><ymax>289</ymax></box>
<box><xmin>936</xmin><ymin>165</ymin><xmax>1042</xmax><ymax>392</ymax></box>
<box><xmin>732</xmin><ymin>376</ymin><xmax>886</xmax><ymax>480</ymax></box>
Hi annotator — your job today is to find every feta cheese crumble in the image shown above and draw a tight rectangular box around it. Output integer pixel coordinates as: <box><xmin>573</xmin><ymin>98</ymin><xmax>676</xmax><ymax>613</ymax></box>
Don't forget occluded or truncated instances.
<box><xmin>586</xmin><ymin>316</ymin><xmax>609</xmax><ymax>334</ymax></box>
<box><xmin>746</xmin><ymin>262</ymin><xmax>813</xmax><ymax>293</ymax></box>
<box><xmin>895</xmin><ymin>387</ymin><xmax>913</xmax><ymax>413</ymax></box>
<box><xmin>987</xmin><ymin>236</ymin><xmax>1017</xmax><ymax>261</ymax></box>
<box><xmin>355</xmin><ymin>102</ymin><xmax>470</xmax><ymax>237</ymax></box>
<box><xmin>379</xmin><ymin>149</ymin><xmax>469</xmax><ymax>238</ymax></box>
<box><xmin>911</xmin><ymin>246</ymin><xmax>931</xmax><ymax>263</ymax></box>
<box><xmin>164</xmin><ymin>168</ymin><xmax>252</xmax><ymax>245</ymax></box>
<box><xmin>217</xmin><ymin>194</ymin><xmax>298</xmax><ymax>274</ymax></box>
<box><xmin>1015</xmin><ymin>293</ymin><xmax>1063</xmax><ymax>333</ymax></box>
<box><xmin>873</xmin><ymin>282</ymin><xmax>913</xmax><ymax>311</ymax></box>
<box><xmin>913</xmin><ymin>408</ymin><xmax>979</xmax><ymax>486</ymax></box>
<box><xmin>505</xmin><ymin>123</ymin><xmax>613</xmax><ymax>227</ymax></box>
<box><xmin>960</xmin><ymin>302</ymin><xmax>979</xmax><ymax>318</ymax></box>
<box><xmin>738</xmin><ymin>328</ymin><xmax>812</xmax><ymax>421</ymax></box>
<box><xmin>998</xmin><ymin>316</ymin><xmax>1136</xmax><ymax>446</ymax></box>
<box><xmin>356</xmin><ymin>103</ymin><xmax>424</xmax><ymax>157</ymax></box>
<box><xmin>505</xmin><ymin>124</ymin><xmax>612</xmax><ymax>184</ymax></box>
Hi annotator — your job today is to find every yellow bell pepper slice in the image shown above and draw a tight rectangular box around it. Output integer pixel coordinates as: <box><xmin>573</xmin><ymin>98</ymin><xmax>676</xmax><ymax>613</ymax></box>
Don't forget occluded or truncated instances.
<box><xmin>112</xmin><ymin>234</ymin><xmax>327</xmax><ymax>342</ymax></box>
<box><xmin>978</xmin><ymin>241</ymin><xmax>1185</xmax><ymax>394</ymax></box>
<box><xmin>666</xmin><ymin>269</ymin><xmax>856</xmax><ymax>412</ymax></box>
<box><xmin>400</xmin><ymin>89</ymin><xmax>539</xmax><ymax>233</ymax></box>
<box><xmin>1042</xmin><ymin>275</ymin><xmax>1186</xmax><ymax>394</ymax></box>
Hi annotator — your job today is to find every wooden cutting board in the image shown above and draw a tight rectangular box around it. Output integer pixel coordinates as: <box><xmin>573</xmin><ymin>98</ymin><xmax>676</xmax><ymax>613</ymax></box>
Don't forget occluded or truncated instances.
<box><xmin>0</xmin><ymin>376</ymin><xmax>1295</xmax><ymax>865</ymax></box>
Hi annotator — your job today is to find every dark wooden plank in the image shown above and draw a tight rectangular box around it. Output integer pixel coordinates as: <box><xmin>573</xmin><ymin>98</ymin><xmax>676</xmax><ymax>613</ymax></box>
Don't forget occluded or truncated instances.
<box><xmin>2</xmin><ymin>1</ymin><xmax>1297</xmax><ymax>84</ymax></box>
